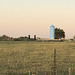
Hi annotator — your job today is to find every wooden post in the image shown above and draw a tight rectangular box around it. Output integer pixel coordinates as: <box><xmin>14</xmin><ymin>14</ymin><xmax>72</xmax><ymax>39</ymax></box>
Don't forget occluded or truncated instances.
<box><xmin>50</xmin><ymin>72</ymin><xmax>51</xmax><ymax>75</ymax></box>
<box><xmin>54</xmin><ymin>49</ymin><xmax>57</xmax><ymax>75</ymax></box>
<box><xmin>29</xmin><ymin>71</ymin><xmax>30</xmax><ymax>75</ymax></box>
<box><xmin>69</xmin><ymin>68</ymin><xmax>71</xmax><ymax>75</ymax></box>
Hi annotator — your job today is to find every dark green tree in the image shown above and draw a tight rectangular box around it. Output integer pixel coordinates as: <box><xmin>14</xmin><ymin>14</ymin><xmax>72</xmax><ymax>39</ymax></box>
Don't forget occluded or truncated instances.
<box><xmin>0</xmin><ymin>35</ymin><xmax>12</xmax><ymax>41</ymax></box>
<box><xmin>73</xmin><ymin>35</ymin><xmax>75</xmax><ymax>41</ymax></box>
<box><xmin>55</xmin><ymin>28</ymin><xmax>65</xmax><ymax>39</ymax></box>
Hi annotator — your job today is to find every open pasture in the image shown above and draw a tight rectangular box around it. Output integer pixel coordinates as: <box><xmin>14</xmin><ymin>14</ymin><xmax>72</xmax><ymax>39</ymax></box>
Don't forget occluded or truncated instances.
<box><xmin>0</xmin><ymin>41</ymin><xmax>75</xmax><ymax>75</ymax></box>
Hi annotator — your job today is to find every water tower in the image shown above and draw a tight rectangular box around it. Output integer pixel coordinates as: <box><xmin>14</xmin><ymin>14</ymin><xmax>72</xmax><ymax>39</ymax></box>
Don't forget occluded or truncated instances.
<box><xmin>50</xmin><ymin>25</ymin><xmax>55</xmax><ymax>39</ymax></box>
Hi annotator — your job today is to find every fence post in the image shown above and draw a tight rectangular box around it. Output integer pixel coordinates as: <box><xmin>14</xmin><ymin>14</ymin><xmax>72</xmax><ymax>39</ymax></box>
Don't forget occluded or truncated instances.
<box><xmin>69</xmin><ymin>68</ymin><xmax>71</xmax><ymax>75</ymax></box>
<box><xmin>54</xmin><ymin>49</ymin><xmax>57</xmax><ymax>75</ymax></box>
<box><xmin>29</xmin><ymin>71</ymin><xmax>30</xmax><ymax>75</ymax></box>
<box><xmin>50</xmin><ymin>72</ymin><xmax>51</xmax><ymax>75</ymax></box>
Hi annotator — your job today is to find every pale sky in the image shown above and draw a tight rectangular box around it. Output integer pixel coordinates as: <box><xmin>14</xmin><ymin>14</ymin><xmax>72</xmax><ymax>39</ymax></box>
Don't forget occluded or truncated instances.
<box><xmin>0</xmin><ymin>0</ymin><xmax>75</xmax><ymax>39</ymax></box>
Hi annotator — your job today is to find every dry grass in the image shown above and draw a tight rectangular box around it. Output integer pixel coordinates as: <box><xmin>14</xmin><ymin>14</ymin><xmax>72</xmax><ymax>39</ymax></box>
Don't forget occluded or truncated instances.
<box><xmin>0</xmin><ymin>41</ymin><xmax>75</xmax><ymax>75</ymax></box>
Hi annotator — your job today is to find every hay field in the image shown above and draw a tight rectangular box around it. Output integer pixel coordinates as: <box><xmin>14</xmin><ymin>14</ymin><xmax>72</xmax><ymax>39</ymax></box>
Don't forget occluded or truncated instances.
<box><xmin>0</xmin><ymin>41</ymin><xmax>75</xmax><ymax>75</ymax></box>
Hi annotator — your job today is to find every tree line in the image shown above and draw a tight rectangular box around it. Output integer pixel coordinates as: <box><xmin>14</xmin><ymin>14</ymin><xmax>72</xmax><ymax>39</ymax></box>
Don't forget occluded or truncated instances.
<box><xmin>0</xmin><ymin>35</ymin><xmax>36</xmax><ymax>41</ymax></box>
<box><xmin>0</xmin><ymin>28</ymin><xmax>66</xmax><ymax>41</ymax></box>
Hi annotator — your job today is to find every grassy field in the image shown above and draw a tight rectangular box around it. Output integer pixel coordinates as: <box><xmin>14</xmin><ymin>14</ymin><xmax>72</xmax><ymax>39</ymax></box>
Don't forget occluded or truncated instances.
<box><xmin>0</xmin><ymin>41</ymin><xmax>75</xmax><ymax>75</ymax></box>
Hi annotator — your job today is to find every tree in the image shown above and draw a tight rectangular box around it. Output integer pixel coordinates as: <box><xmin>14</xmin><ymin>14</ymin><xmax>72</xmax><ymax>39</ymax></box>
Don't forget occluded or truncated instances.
<box><xmin>55</xmin><ymin>28</ymin><xmax>65</xmax><ymax>39</ymax></box>
<box><xmin>73</xmin><ymin>35</ymin><xmax>75</xmax><ymax>41</ymax></box>
<box><xmin>0</xmin><ymin>35</ymin><xmax>12</xmax><ymax>41</ymax></box>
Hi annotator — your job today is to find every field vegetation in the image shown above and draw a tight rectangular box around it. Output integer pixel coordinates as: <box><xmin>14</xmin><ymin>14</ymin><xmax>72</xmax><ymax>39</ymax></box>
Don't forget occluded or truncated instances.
<box><xmin>0</xmin><ymin>41</ymin><xmax>75</xmax><ymax>75</ymax></box>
